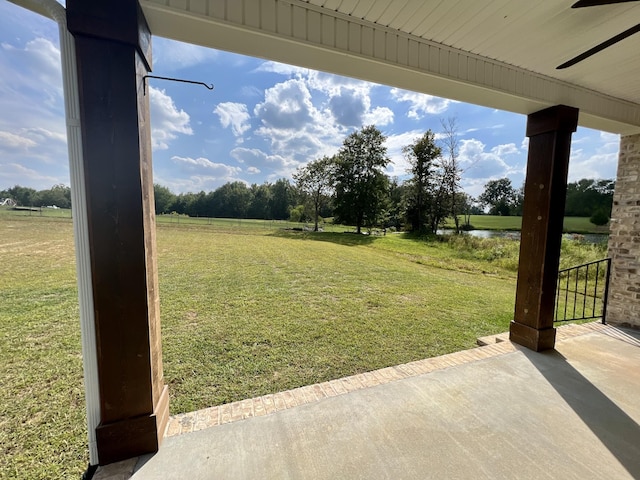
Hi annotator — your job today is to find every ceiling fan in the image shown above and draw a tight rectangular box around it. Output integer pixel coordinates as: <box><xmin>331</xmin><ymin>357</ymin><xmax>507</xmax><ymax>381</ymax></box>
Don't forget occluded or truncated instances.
<box><xmin>556</xmin><ymin>0</ymin><xmax>640</xmax><ymax>69</ymax></box>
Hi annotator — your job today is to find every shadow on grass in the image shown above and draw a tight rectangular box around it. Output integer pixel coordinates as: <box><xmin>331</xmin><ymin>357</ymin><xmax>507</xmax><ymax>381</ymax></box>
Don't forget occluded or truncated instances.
<box><xmin>269</xmin><ymin>229</ymin><xmax>380</xmax><ymax>246</ymax></box>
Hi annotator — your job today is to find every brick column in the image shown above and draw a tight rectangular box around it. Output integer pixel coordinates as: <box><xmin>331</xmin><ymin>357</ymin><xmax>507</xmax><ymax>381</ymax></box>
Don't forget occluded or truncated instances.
<box><xmin>67</xmin><ymin>0</ymin><xmax>168</xmax><ymax>465</ymax></box>
<box><xmin>607</xmin><ymin>133</ymin><xmax>640</xmax><ymax>328</ymax></box>
<box><xmin>510</xmin><ymin>105</ymin><xmax>579</xmax><ymax>351</ymax></box>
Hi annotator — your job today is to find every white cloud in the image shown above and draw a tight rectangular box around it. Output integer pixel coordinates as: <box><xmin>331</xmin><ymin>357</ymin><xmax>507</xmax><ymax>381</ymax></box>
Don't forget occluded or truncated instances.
<box><xmin>384</xmin><ymin>130</ymin><xmax>425</xmax><ymax>178</ymax></box>
<box><xmin>1</xmin><ymin>38</ymin><xmax>61</xmax><ymax>95</ymax></box>
<box><xmin>255</xmin><ymin>61</ymin><xmax>310</xmax><ymax>77</ymax></box>
<box><xmin>149</xmin><ymin>87</ymin><xmax>192</xmax><ymax>150</ymax></box>
<box><xmin>152</xmin><ymin>38</ymin><xmax>218</xmax><ymax>70</ymax></box>
<box><xmin>0</xmin><ymin>162</ymin><xmax>65</xmax><ymax>189</ymax></box>
<box><xmin>0</xmin><ymin>125</ymin><xmax>69</xmax><ymax>189</ymax></box>
<box><xmin>454</xmin><ymin>139</ymin><xmax>527</xmax><ymax>197</ymax></box>
<box><xmin>253</xmin><ymin>79</ymin><xmax>344</xmax><ymax>163</ymax></box>
<box><xmin>171</xmin><ymin>155</ymin><xmax>241</xmax><ymax>175</ymax></box>
<box><xmin>566</xmin><ymin>130</ymin><xmax>619</xmax><ymax>181</ymax></box>
<box><xmin>158</xmin><ymin>174</ymin><xmax>247</xmax><ymax>195</ymax></box>
<box><xmin>254</xmin><ymin>79</ymin><xmax>316</xmax><ymax>130</ymax></box>
<box><xmin>250</xmin><ymin>61</ymin><xmax>399</xmax><ymax>174</ymax></box>
<box><xmin>568</xmin><ymin>151</ymin><xmax>617</xmax><ymax>180</ymax></box>
<box><xmin>256</xmin><ymin>61</ymin><xmax>371</xmax><ymax>95</ymax></box>
<box><xmin>390</xmin><ymin>88</ymin><xmax>452</xmax><ymax>119</ymax></box>
<box><xmin>491</xmin><ymin>143</ymin><xmax>519</xmax><ymax>157</ymax></box>
<box><xmin>161</xmin><ymin>156</ymin><xmax>246</xmax><ymax>193</ymax></box>
<box><xmin>230</xmin><ymin>147</ymin><xmax>299</xmax><ymax>179</ymax></box>
<box><xmin>329</xmin><ymin>89</ymin><xmax>369</xmax><ymax>127</ymax></box>
<box><xmin>0</xmin><ymin>127</ymin><xmax>66</xmax><ymax>160</ymax></box>
<box><xmin>214</xmin><ymin>102</ymin><xmax>251</xmax><ymax>137</ymax></box>
<box><xmin>0</xmin><ymin>131</ymin><xmax>37</xmax><ymax>150</ymax></box>
<box><xmin>364</xmin><ymin>107</ymin><xmax>394</xmax><ymax>126</ymax></box>
<box><xmin>0</xmin><ymin>36</ymin><xmax>65</xmax><ymax>133</ymax></box>
<box><xmin>599</xmin><ymin>131</ymin><xmax>620</xmax><ymax>151</ymax></box>
<box><xmin>460</xmin><ymin>139</ymin><xmax>514</xmax><ymax>178</ymax></box>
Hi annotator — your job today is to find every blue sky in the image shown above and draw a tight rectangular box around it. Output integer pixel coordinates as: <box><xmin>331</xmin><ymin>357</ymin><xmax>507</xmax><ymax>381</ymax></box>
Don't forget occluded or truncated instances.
<box><xmin>0</xmin><ymin>1</ymin><xmax>621</xmax><ymax>198</ymax></box>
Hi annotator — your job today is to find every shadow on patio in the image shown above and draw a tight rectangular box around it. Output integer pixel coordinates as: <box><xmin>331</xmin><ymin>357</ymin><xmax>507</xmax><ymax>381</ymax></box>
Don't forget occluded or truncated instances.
<box><xmin>95</xmin><ymin>323</ymin><xmax>640</xmax><ymax>480</ymax></box>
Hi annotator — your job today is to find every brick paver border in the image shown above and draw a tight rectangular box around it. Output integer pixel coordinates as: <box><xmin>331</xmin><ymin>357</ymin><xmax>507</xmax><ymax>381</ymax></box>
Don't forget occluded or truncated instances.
<box><xmin>164</xmin><ymin>321</ymin><xmax>614</xmax><ymax>437</ymax></box>
<box><xmin>94</xmin><ymin>322</ymin><xmax>629</xmax><ymax>479</ymax></box>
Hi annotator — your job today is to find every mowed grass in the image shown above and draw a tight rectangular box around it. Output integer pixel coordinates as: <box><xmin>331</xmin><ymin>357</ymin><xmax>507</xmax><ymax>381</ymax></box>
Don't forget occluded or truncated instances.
<box><xmin>158</xmin><ymin>226</ymin><xmax>517</xmax><ymax>413</ymax></box>
<box><xmin>2</xmin><ymin>215</ymin><xmax>519</xmax><ymax>478</ymax></box>
<box><xmin>0</xmin><ymin>217</ymin><xmax>87</xmax><ymax>479</ymax></box>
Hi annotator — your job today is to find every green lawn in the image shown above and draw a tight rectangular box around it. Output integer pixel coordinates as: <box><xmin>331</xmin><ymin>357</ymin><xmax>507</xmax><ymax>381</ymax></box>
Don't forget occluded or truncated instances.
<box><xmin>447</xmin><ymin>215</ymin><xmax>610</xmax><ymax>234</ymax></box>
<box><xmin>3</xmin><ymin>213</ymin><xmax>606</xmax><ymax>478</ymax></box>
<box><xmin>158</xmin><ymin>226</ymin><xmax>517</xmax><ymax>414</ymax></box>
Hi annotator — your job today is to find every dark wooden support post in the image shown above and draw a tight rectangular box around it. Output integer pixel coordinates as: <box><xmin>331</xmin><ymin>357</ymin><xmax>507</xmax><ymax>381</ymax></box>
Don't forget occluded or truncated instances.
<box><xmin>510</xmin><ymin>105</ymin><xmax>579</xmax><ymax>352</ymax></box>
<box><xmin>67</xmin><ymin>1</ymin><xmax>168</xmax><ymax>465</ymax></box>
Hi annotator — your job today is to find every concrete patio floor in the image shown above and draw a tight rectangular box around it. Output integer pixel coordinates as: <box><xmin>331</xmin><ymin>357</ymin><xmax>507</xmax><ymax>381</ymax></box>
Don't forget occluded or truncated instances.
<box><xmin>95</xmin><ymin>323</ymin><xmax>640</xmax><ymax>479</ymax></box>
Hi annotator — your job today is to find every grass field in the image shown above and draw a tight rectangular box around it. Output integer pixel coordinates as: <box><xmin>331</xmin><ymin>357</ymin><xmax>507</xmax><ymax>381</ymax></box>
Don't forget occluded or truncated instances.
<box><xmin>446</xmin><ymin>215</ymin><xmax>609</xmax><ymax>234</ymax></box>
<box><xmin>0</xmin><ymin>207</ymin><xmax>610</xmax><ymax>234</ymax></box>
<box><xmin>0</xmin><ymin>212</ymin><xmax>607</xmax><ymax>478</ymax></box>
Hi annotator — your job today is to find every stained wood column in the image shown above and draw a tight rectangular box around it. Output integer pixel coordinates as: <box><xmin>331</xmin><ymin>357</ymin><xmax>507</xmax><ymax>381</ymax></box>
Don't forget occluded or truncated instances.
<box><xmin>67</xmin><ymin>1</ymin><xmax>168</xmax><ymax>465</ymax></box>
<box><xmin>510</xmin><ymin>105</ymin><xmax>579</xmax><ymax>351</ymax></box>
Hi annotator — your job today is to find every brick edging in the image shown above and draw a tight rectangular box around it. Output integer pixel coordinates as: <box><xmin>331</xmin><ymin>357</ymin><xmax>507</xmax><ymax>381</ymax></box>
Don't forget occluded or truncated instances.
<box><xmin>165</xmin><ymin>340</ymin><xmax>517</xmax><ymax>437</ymax></box>
<box><xmin>165</xmin><ymin>321</ymin><xmax>617</xmax><ymax>437</ymax></box>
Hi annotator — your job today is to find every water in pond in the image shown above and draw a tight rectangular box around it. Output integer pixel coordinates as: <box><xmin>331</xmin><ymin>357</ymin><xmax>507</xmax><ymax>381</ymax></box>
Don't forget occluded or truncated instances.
<box><xmin>437</xmin><ymin>229</ymin><xmax>608</xmax><ymax>245</ymax></box>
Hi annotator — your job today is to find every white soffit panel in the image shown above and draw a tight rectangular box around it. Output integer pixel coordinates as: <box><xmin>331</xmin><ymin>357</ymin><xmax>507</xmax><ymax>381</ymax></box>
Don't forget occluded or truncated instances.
<box><xmin>141</xmin><ymin>0</ymin><xmax>640</xmax><ymax>134</ymax></box>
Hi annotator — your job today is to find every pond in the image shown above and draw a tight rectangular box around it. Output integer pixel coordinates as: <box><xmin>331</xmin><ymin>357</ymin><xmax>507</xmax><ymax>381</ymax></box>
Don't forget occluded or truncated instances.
<box><xmin>438</xmin><ymin>229</ymin><xmax>608</xmax><ymax>245</ymax></box>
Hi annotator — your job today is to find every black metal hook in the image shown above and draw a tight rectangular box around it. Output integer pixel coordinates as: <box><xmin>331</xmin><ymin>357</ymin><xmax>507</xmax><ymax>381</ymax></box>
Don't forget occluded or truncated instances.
<box><xmin>143</xmin><ymin>75</ymin><xmax>214</xmax><ymax>95</ymax></box>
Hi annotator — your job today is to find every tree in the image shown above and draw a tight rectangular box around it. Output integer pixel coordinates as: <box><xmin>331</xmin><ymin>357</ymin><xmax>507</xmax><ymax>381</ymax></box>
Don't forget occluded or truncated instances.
<box><xmin>294</xmin><ymin>156</ymin><xmax>334</xmax><ymax>231</ymax></box>
<box><xmin>211</xmin><ymin>181</ymin><xmax>252</xmax><ymax>218</ymax></box>
<box><xmin>478</xmin><ymin>178</ymin><xmax>518</xmax><ymax>215</ymax></box>
<box><xmin>248</xmin><ymin>183</ymin><xmax>273</xmax><ymax>219</ymax></box>
<box><xmin>590</xmin><ymin>208</ymin><xmax>610</xmax><ymax>226</ymax></box>
<box><xmin>270</xmin><ymin>178</ymin><xmax>295</xmax><ymax>220</ymax></box>
<box><xmin>37</xmin><ymin>184</ymin><xmax>72</xmax><ymax>209</ymax></box>
<box><xmin>513</xmin><ymin>185</ymin><xmax>525</xmax><ymax>216</ymax></box>
<box><xmin>386</xmin><ymin>177</ymin><xmax>408</xmax><ymax>230</ymax></box>
<box><xmin>154</xmin><ymin>184</ymin><xmax>175</xmax><ymax>214</ymax></box>
<box><xmin>440</xmin><ymin>118</ymin><xmax>463</xmax><ymax>233</ymax></box>
<box><xmin>565</xmin><ymin>178</ymin><xmax>614</xmax><ymax>217</ymax></box>
<box><xmin>456</xmin><ymin>192</ymin><xmax>476</xmax><ymax>230</ymax></box>
<box><xmin>6</xmin><ymin>185</ymin><xmax>38</xmax><ymax>206</ymax></box>
<box><xmin>403</xmin><ymin>130</ymin><xmax>442</xmax><ymax>233</ymax></box>
<box><xmin>333</xmin><ymin>125</ymin><xmax>391</xmax><ymax>234</ymax></box>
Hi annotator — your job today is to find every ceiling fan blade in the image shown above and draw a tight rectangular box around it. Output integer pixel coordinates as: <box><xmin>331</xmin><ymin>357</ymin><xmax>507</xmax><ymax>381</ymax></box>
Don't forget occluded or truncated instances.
<box><xmin>572</xmin><ymin>0</ymin><xmax>639</xmax><ymax>8</ymax></box>
<box><xmin>557</xmin><ymin>22</ymin><xmax>640</xmax><ymax>68</ymax></box>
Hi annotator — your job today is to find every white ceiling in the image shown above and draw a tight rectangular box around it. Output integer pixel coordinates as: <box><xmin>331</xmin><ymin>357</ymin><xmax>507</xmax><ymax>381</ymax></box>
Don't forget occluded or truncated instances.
<box><xmin>307</xmin><ymin>0</ymin><xmax>640</xmax><ymax>104</ymax></box>
<box><xmin>140</xmin><ymin>0</ymin><xmax>640</xmax><ymax>134</ymax></box>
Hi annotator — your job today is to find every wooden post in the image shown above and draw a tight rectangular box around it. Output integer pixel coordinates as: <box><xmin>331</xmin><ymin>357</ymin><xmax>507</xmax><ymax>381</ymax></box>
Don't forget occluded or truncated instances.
<box><xmin>510</xmin><ymin>105</ymin><xmax>579</xmax><ymax>351</ymax></box>
<box><xmin>67</xmin><ymin>0</ymin><xmax>168</xmax><ymax>465</ymax></box>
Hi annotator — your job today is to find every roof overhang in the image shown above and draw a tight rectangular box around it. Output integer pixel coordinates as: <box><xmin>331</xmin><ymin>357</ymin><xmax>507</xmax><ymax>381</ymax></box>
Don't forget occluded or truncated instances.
<box><xmin>141</xmin><ymin>0</ymin><xmax>640</xmax><ymax>135</ymax></box>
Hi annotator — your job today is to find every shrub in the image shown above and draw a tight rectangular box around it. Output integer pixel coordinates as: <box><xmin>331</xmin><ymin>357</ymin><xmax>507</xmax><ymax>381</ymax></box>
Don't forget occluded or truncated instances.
<box><xmin>590</xmin><ymin>209</ymin><xmax>609</xmax><ymax>226</ymax></box>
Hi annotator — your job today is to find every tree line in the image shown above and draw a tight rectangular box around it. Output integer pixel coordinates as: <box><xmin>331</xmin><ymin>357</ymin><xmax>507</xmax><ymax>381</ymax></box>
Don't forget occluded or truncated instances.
<box><xmin>2</xmin><ymin>124</ymin><xmax>615</xmax><ymax>230</ymax></box>
<box><xmin>0</xmin><ymin>184</ymin><xmax>72</xmax><ymax>209</ymax></box>
<box><xmin>475</xmin><ymin>176</ymin><xmax>614</xmax><ymax>225</ymax></box>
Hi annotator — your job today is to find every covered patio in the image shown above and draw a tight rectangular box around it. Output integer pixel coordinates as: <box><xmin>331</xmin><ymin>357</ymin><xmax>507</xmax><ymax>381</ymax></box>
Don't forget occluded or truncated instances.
<box><xmin>9</xmin><ymin>0</ymin><xmax>640</xmax><ymax>475</ymax></box>
<box><xmin>96</xmin><ymin>322</ymin><xmax>640</xmax><ymax>479</ymax></box>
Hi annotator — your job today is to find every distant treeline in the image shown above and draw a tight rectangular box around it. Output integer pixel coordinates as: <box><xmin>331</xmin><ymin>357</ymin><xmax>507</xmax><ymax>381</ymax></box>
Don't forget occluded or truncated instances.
<box><xmin>2</xmin><ymin>177</ymin><xmax>614</xmax><ymax>225</ymax></box>
<box><xmin>564</xmin><ymin>179</ymin><xmax>615</xmax><ymax>218</ymax></box>
<box><xmin>153</xmin><ymin>179</ymin><xmax>314</xmax><ymax>221</ymax></box>
<box><xmin>0</xmin><ymin>184</ymin><xmax>72</xmax><ymax>209</ymax></box>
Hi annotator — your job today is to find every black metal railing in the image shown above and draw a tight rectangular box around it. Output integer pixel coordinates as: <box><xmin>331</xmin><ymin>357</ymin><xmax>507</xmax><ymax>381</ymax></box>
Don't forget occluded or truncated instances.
<box><xmin>554</xmin><ymin>258</ymin><xmax>611</xmax><ymax>324</ymax></box>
